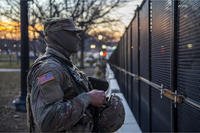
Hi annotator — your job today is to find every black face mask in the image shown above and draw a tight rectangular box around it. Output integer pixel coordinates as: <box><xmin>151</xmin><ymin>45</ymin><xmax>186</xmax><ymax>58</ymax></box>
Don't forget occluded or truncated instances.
<box><xmin>46</xmin><ymin>30</ymin><xmax>81</xmax><ymax>54</ymax></box>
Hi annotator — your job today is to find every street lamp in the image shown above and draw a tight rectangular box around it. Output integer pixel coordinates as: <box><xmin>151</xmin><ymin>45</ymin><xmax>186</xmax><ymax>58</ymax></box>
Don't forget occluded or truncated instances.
<box><xmin>102</xmin><ymin>44</ymin><xmax>107</xmax><ymax>49</ymax></box>
<box><xmin>98</xmin><ymin>35</ymin><xmax>103</xmax><ymax>40</ymax></box>
<box><xmin>90</xmin><ymin>44</ymin><xmax>96</xmax><ymax>49</ymax></box>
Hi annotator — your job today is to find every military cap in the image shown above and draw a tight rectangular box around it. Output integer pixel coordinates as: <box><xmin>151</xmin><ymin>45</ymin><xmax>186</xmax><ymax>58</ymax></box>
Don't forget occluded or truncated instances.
<box><xmin>43</xmin><ymin>17</ymin><xmax>82</xmax><ymax>35</ymax></box>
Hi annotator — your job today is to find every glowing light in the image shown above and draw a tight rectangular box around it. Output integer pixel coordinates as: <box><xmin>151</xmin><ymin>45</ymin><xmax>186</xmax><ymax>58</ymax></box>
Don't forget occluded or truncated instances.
<box><xmin>90</xmin><ymin>44</ymin><xmax>96</xmax><ymax>49</ymax></box>
<box><xmin>100</xmin><ymin>51</ymin><xmax>104</xmax><ymax>56</ymax></box>
<box><xmin>187</xmin><ymin>44</ymin><xmax>193</xmax><ymax>49</ymax></box>
<box><xmin>112</xmin><ymin>46</ymin><xmax>117</xmax><ymax>50</ymax></box>
<box><xmin>99</xmin><ymin>51</ymin><xmax>107</xmax><ymax>57</ymax></box>
<box><xmin>98</xmin><ymin>35</ymin><xmax>103</xmax><ymax>40</ymax></box>
<box><xmin>102</xmin><ymin>45</ymin><xmax>107</xmax><ymax>49</ymax></box>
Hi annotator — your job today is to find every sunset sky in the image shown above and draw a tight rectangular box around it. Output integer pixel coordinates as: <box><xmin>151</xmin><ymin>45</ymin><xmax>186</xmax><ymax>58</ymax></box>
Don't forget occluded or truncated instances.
<box><xmin>0</xmin><ymin>0</ymin><xmax>142</xmax><ymax>41</ymax></box>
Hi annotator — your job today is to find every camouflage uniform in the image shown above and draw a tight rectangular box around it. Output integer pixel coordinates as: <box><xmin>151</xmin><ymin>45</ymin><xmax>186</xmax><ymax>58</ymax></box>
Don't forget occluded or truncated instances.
<box><xmin>27</xmin><ymin>17</ymin><xmax>125</xmax><ymax>132</ymax></box>
<box><xmin>27</xmin><ymin>47</ymin><xmax>94</xmax><ymax>132</ymax></box>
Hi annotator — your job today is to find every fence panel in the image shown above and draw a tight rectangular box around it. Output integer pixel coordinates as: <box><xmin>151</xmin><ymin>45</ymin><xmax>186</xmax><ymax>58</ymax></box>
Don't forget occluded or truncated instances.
<box><xmin>177</xmin><ymin>0</ymin><xmax>200</xmax><ymax>131</ymax></box>
<box><xmin>124</xmin><ymin>31</ymin><xmax>128</xmax><ymax>99</ymax></box>
<box><xmin>139</xmin><ymin>0</ymin><xmax>150</xmax><ymax>131</ymax></box>
<box><xmin>109</xmin><ymin>0</ymin><xmax>200</xmax><ymax>132</ymax></box>
<box><xmin>112</xmin><ymin>46</ymin><xmax>119</xmax><ymax>81</ymax></box>
<box><xmin>119</xmin><ymin>39</ymin><xmax>123</xmax><ymax>89</ymax></box>
<box><xmin>121</xmin><ymin>37</ymin><xmax>124</xmax><ymax>91</ymax></box>
<box><xmin>127</xmin><ymin>26</ymin><xmax>132</xmax><ymax>107</ymax></box>
<box><xmin>131</xmin><ymin>11</ymin><xmax>140</xmax><ymax>123</ymax></box>
<box><xmin>151</xmin><ymin>0</ymin><xmax>173</xmax><ymax>131</ymax></box>
<box><xmin>121</xmin><ymin>35</ymin><xmax>126</xmax><ymax>95</ymax></box>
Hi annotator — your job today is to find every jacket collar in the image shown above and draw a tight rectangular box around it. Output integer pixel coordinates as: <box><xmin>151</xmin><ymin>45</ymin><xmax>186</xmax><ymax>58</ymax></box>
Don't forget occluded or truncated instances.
<box><xmin>45</xmin><ymin>47</ymin><xmax>72</xmax><ymax>63</ymax></box>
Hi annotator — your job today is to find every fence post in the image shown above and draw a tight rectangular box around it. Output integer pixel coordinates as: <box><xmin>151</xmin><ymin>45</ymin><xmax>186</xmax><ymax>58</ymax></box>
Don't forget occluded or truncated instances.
<box><xmin>12</xmin><ymin>0</ymin><xmax>29</xmax><ymax>112</ymax></box>
<box><xmin>171</xmin><ymin>0</ymin><xmax>179</xmax><ymax>132</ymax></box>
<box><xmin>148</xmin><ymin>0</ymin><xmax>152</xmax><ymax>131</ymax></box>
<box><xmin>137</xmin><ymin>7</ymin><xmax>141</xmax><ymax>126</ymax></box>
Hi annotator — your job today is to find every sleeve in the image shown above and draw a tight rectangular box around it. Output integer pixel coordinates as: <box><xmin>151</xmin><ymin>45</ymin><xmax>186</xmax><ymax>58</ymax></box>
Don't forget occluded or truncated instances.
<box><xmin>31</xmin><ymin>62</ymin><xmax>91</xmax><ymax>132</ymax></box>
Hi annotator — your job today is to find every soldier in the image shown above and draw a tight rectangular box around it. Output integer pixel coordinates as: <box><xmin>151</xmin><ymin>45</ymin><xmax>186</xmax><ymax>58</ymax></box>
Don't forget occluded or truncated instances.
<box><xmin>27</xmin><ymin>17</ymin><xmax>124</xmax><ymax>132</ymax></box>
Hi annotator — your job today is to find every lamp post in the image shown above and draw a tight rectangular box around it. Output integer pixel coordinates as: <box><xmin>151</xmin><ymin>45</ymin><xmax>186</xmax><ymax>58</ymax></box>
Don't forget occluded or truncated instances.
<box><xmin>12</xmin><ymin>0</ymin><xmax>29</xmax><ymax>112</ymax></box>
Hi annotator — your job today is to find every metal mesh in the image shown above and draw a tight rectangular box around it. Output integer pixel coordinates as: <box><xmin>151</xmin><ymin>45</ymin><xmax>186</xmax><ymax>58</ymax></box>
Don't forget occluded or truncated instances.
<box><xmin>131</xmin><ymin>11</ymin><xmax>140</xmax><ymax>123</ymax></box>
<box><xmin>108</xmin><ymin>0</ymin><xmax>200</xmax><ymax>132</ymax></box>
<box><xmin>127</xmin><ymin>26</ymin><xmax>133</xmax><ymax>108</ymax></box>
<box><xmin>151</xmin><ymin>0</ymin><xmax>172</xmax><ymax>131</ymax></box>
<box><xmin>124</xmin><ymin>31</ymin><xmax>128</xmax><ymax>99</ymax></box>
<box><xmin>177</xmin><ymin>0</ymin><xmax>200</xmax><ymax>131</ymax></box>
<box><xmin>139</xmin><ymin>0</ymin><xmax>150</xmax><ymax>131</ymax></box>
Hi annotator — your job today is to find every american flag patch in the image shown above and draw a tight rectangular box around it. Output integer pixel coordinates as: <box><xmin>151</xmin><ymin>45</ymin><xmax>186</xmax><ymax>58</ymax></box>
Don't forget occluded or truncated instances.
<box><xmin>38</xmin><ymin>72</ymin><xmax>55</xmax><ymax>85</ymax></box>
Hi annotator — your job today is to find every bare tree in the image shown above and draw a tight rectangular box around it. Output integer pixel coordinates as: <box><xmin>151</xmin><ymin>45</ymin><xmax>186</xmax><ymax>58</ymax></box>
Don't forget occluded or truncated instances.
<box><xmin>0</xmin><ymin>0</ymin><xmax>129</xmax><ymax>67</ymax></box>
<box><xmin>0</xmin><ymin>0</ymin><xmax>128</xmax><ymax>36</ymax></box>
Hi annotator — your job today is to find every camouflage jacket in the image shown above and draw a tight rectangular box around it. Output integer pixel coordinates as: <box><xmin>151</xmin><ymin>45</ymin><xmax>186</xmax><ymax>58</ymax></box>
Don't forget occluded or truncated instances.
<box><xmin>27</xmin><ymin>47</ymin><xmax>94</xmax><ymax>132</ymax></box>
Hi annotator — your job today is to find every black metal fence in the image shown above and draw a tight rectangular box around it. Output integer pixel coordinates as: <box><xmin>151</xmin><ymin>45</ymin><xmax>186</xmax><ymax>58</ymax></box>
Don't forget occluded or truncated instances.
<box><xmin>109</xmin><ymin>0</ymin><xmax>200</xmax><ymax>132</ymax></box>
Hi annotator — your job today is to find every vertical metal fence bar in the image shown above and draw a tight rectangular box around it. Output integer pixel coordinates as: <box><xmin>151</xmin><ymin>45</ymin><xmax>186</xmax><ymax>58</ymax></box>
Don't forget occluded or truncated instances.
<box><xmin>131</xmin><ymin>9</ymin><xmax>140</xmax><ymax>123</ymax></box>
<box><xmin>151</xmin><ymin>0</ymin><xmax>173</xmax><ymax>131</ymax></box>
<box><xmin>125</xmin><ymin>31</ymin><xmax>128</xmax><ymax>100</ymax></box>
<box><xmin>123</xmin><ymin>34</ymin><xmax>126</xmax><ymax>97</ymax></box>
<box><xmin>171</xmin><ymin>0</ymin><xmax>179</xmax><ymax>132</ymax></box>
<box><xmin>137</xmin><ymin>7</ymin><xmax>141</xmax><ymax>126</ymax></box>
<box><xmin>138</xmin><ymin>0</ymin><xmax>151</xmax><ymax>131</ymax></box>
<box><xmin>119</xmin><ymin>41</ymin><xmax>121</xmax><ymax>89</ymax></box>
<box><xmin>120</xmin><ymin>39</ymin><xmax>122</xmax><ymax>90</ymax></box>
<box><xmin>148</xmin><ymin>0</ymin><xmax>152</xmax><ymax>131</ymax></box>
<box><xmin>123</xmin><ymin>35</ymin><xmax>125</xmax><ymax>95</ymax></box>
<box><xmin>127</xmin><ymin>27</ymin><xmax>131</xmax><ymax>107</ymax></box>
<box><xmin>127</xmin><ymin>29</ymin><xmax>130</xmax><ymax>105</ymax></box>
<box><xmin>130</xmin><ymin>25</ymin><xmax>133</xmax><ymax>110</ymax></box>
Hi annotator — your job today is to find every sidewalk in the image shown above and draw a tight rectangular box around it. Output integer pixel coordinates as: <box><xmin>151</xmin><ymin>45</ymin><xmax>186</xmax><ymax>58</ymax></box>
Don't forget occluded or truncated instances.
<box><xmin>106</xmin><ymin>64</ymin><xmax>141</xmax><ymax>133</ymax></box>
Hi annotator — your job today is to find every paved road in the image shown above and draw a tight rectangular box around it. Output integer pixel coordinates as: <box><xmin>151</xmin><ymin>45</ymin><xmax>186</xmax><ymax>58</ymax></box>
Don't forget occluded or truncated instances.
<box><xmin>0</xmin><ymin>69</ymin><xmax>20</xmax><ymax>72</ymax></box>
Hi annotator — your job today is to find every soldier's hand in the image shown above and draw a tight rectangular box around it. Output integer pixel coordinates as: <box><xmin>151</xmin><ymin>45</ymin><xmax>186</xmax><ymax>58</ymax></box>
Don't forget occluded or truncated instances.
<box><xmin>87</xmin><ymin>89</ymin><xmax>106</xmax><ymax>107</ymax></box>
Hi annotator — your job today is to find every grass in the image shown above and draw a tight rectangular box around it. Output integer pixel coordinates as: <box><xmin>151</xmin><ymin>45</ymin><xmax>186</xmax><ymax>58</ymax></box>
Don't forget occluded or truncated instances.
<box><xmin>0</xmin><ymin>72</ymin><xmax>20</xmax><ymax>97</ymax></box>
<box><xmin>0</xmin><ymin>62</ymin><xmax>20</xmax><ymax>68</ymax></box>
<box><xmin>0</xmin><ymin>61</ymin><xmax>34</xmax><ymax>69</ymax></box>
<box><xmin>0</xmin><ymin>54</ymin><xmax>15</xmax><ymax>58</ymax></box>
<box><xmin>0</xmin><ymin>54</ymin><xmax>20</xmax><ymax>68</ymax></box>
<box><xmin>0</xmin><ymin>72</ymin><xmax>28</xmax><ymax>132</ymax></box>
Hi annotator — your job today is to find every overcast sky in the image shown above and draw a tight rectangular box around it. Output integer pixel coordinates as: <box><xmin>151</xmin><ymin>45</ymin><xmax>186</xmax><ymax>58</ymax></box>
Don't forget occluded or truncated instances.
<box><xmin>110</xmin><ymin>0</ymin><xmax>142</xmax><ymax>27</ymax></box>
